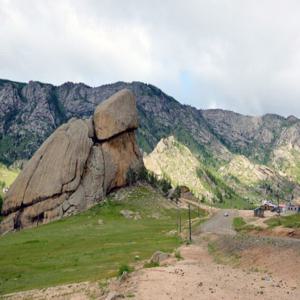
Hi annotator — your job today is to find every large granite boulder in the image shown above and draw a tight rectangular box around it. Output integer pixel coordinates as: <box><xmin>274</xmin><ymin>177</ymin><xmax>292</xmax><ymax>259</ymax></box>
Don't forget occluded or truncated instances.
<box><xmin>94</xmin><ymin>89</ymin><xmax>138</xmax><ymax>140</ymax></box>
<box><xmin>0</xmin><ymin>89</ymin><xmax>143</xmax><ymax>234</ymax></box>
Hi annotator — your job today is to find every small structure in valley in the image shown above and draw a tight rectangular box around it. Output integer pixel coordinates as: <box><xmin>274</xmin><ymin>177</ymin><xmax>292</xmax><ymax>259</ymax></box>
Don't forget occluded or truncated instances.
<box><xmin>254</xmin><ymin>206</ymin><xmax>265</xmax><ymax>218</ymax></box>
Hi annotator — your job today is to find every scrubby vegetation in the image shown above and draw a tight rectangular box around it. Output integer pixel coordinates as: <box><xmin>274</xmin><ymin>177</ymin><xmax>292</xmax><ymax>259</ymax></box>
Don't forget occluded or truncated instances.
<box><xmin>143</xmin><ymin>261</ymin><xmax>160</xmax><ymax>268</ymax></box>
<box><xmin>197</xmin><ymin>167</ymin><xmax>254</xmax><ymax>209</ymax></box>
<box><xmin>265</xmin><ymin>214</ymin><xmax>300</xmax><ymax>229</ymax></box>
<box><xmin>127</xmin><ymin>167</ymin><xmax>174</xmax><ymax>196</ymax></box>
<box><xmin>118</xmin><ymin>264</ymin><xmax>134</xmax><ymax>276</ymax></box>
<box><xmin>233</xmin><ymin>217</ymin><xmax>262</xmax><ymax>233</ymax></box>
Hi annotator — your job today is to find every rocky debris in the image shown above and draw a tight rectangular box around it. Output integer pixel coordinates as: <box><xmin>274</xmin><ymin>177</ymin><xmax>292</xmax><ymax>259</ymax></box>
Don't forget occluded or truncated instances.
<box><xmin>0</xmin><ymin>89</ymin><xmax>143</xmax><ymax>233</ymax></box>
<box><xmin>120</xmin><ymin>210</ymin><xmax>141</xmax><ymax>220</ymax></box>
<box><xmin>150</xmin><ymin>251</ymin><xmax>170</xmax><ymax>264</ymax></box>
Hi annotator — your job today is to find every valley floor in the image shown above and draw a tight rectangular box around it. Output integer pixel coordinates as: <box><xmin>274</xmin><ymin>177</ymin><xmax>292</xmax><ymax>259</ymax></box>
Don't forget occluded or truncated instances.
<box><xmin>4</xmin><ymin>210</ymin><xmax>300</xmax><ymax>300</ymax></box>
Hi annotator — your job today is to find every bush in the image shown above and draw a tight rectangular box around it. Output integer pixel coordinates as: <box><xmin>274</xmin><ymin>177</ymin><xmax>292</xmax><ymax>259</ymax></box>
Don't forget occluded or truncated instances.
<box><xmin>118</xmin><ymin>264</ymin><xmax>133</xmax><ymax>277</ymax></box>
<box><xmin>233</xmin><ymin>217</ymin><xmax>247</xmax><ymax>232</ymax></box>
<box><xmin>137</xmin><ymin>167</ymin><xmax>172</xmax><ymax>195</ymax></box>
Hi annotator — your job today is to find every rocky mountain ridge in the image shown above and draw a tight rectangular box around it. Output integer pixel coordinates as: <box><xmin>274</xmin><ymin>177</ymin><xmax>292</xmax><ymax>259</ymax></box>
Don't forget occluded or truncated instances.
<box><xmin>1</xmin><ymin>78</ymin><xmax>299</xmax><ymax>166</ymax></box>
<box><xmin>1</xmin><ymin>78</ymin><xmax>300</xmax><ymax>207</ymax></box>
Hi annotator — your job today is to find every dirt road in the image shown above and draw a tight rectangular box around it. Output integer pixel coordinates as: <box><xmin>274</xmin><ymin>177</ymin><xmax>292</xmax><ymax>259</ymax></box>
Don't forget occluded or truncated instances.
<box><xmin>200</xmin><ymin>209</ymin><xmax>238</xmax><ymax>235</ymax></box>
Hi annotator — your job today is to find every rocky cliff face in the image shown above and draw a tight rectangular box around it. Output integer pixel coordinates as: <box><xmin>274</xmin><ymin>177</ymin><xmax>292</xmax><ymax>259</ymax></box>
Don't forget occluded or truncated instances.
<box><xmin>0</xmin><ymin>89</ymin><xmax>143</xmax><ymax>233</ymax></box>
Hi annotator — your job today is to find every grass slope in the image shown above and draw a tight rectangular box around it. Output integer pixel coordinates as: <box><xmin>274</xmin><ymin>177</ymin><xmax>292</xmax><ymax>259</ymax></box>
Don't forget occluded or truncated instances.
<box><xmin>0</xmin><ymin>163</ymin><xmax>19</xmax><ymax>188</ymax></box>
<box><xmin>265</xmin><ymin>214</ymin><xmax>300</xmax><ymax>229</ymax></box>
<box><xmin>0</xmin><ymin>185</ymin><xmax>203</xmax><ymax>295</ymax></box>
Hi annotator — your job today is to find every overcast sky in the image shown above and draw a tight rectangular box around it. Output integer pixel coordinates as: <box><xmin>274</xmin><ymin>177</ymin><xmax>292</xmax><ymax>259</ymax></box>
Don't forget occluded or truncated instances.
<box><xmin>1</xmin><ymin>0</ymin><xmax>300</xmax><ymax>117</ymax></box>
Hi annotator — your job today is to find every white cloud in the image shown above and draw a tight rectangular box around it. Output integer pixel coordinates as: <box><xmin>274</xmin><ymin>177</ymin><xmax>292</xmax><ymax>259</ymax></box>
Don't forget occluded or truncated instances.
<box><xmin>1</xmin><ymin>0</ymin><xmax>300</xmax><ymax>117</ymax></box>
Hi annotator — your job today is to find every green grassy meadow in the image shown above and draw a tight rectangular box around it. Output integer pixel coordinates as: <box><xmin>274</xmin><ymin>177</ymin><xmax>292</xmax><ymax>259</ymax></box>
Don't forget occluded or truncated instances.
<box><xmin>0</xmin><ymin>185</ymin><xmax>204</xmax><ymax>295</ymax></box>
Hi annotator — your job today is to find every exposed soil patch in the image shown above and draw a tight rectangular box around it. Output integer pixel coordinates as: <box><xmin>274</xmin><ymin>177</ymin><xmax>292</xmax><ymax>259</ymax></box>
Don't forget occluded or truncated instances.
<box><xmin>111</xmin><ymin>237</ymin><xmax>300</xmax><ymax>300</ymax></box>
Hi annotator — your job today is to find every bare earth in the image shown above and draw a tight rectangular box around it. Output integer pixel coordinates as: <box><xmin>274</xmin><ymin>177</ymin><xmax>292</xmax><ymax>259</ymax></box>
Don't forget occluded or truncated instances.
<box><xmin>114</xmin><ymin>242</ymin><xmax>300</xmax><ymax>300</ymax></box>
<box><xmin>4</xmin><ymin>209</ymin><xmax>300</xmax><ymax>300</ymax></box>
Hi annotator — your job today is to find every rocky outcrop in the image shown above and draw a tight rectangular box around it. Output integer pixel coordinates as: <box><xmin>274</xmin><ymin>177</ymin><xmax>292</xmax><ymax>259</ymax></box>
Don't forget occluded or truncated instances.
<box><xmin>0</xmin><ymin>89</ymin><xmax>143</xmax><ymax>233</ymax></box>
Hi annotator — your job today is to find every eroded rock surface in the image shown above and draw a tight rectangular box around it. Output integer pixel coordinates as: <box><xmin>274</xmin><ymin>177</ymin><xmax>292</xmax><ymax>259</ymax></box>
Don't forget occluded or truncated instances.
<box><xmin>0</xmin><ymin>90</ymin><xmax>143</xmax><ymax>233</ymax></box>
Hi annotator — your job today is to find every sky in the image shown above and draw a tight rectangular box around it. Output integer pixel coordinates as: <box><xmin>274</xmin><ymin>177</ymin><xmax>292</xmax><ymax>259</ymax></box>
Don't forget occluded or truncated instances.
<box><xmin>1</xmin><ymin>0</ymin><xmax>300</xmax><ymax>117</ymax></box>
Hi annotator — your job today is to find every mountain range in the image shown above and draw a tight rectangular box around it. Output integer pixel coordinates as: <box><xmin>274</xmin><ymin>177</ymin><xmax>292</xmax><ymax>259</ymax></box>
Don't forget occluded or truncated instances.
<box><xmin>1</xmin><ymin>78</ymin><xmax>300</xmax><ymax>207</ymax></box>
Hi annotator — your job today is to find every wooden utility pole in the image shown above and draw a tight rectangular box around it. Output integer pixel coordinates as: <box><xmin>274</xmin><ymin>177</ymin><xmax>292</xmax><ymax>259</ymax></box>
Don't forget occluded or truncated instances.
<box><xmin>177</xmin><ymin>202</ymin><xmax>182</xmax><ymax>234</ymax></box>
<box><xmin>188</xmin><ymin>204</ymin><xmax>192</xmax><ymax>242</ymax></box>
<box><xmin>179</xmin><ymin>211</ymin><xmax>181</xmax><ymax>233</ymax></box>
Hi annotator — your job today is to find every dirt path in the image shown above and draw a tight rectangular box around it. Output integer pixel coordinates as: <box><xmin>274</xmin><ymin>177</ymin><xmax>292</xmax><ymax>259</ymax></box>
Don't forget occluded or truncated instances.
<box><xmin>200</xmin><ymin>209</ymin><xmax>238</xmax><ymax>235</ymax></box>
<box><xmin>112</xmin><ymin>239</ymin><xmax>300</xmax><ymax>300</ymax></box>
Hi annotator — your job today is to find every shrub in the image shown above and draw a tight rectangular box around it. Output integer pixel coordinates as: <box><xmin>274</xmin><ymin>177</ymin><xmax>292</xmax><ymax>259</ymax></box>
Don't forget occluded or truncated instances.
<box><xmin>137</xmin><ymin>167</ymin><xmax>172</xmax><ymax>195</ymax></box>
<box><xmin>118</xmin><ymin>264</ymin><xmax>134</xmax><ymax>277</ymax></box>
<box><xmin>233</xmin><ymin>217</ymin><xmax>247</xmax><ymax>232</ymax></box>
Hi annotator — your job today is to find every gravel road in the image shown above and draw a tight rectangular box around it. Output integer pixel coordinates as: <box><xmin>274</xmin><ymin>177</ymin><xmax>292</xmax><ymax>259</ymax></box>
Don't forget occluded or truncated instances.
<box><xmin>200</xmin><ymin>209</ymin><xmax>238</xmax><ymax>235</ymax></box>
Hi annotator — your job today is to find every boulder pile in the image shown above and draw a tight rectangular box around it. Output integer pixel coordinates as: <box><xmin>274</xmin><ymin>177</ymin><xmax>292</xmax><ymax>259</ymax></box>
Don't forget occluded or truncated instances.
<box><xmin>0</xmin><ymin>89</ymin><xmax>143</xmax><ymax>233</ymax></box>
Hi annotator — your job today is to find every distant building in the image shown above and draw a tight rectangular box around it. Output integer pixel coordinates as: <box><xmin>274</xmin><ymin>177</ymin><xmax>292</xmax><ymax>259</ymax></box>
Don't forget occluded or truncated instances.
<box><xmin>287</xmin><ymin>204</ymin><xmax>300</xmax><ymax>213</ymax></box>
<box><xmin>261</xmin><ymin>200</ymin><xmax>276</xmax><ymax>211</ymax></box>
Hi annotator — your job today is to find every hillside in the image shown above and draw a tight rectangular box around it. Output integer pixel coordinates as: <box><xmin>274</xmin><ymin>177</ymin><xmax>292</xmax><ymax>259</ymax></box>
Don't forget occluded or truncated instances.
<box><xmin>144</xmin><ymin>136</ymin><xmax>300</xmax><ymax>208</ymax></box>
<box><xmin>0</xmin><ymin>79</ymin><xmax>229</xmax><ymax>165</ymax></box>
<box><xmin>1</xmin><ymin>78</ymin><xmax>300</xmax><ymax>206</ymax></box>
<box><xmin>0</xmin><ymin>185</ymin><xmax>203</xmax><ymax>295</ymax></box>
